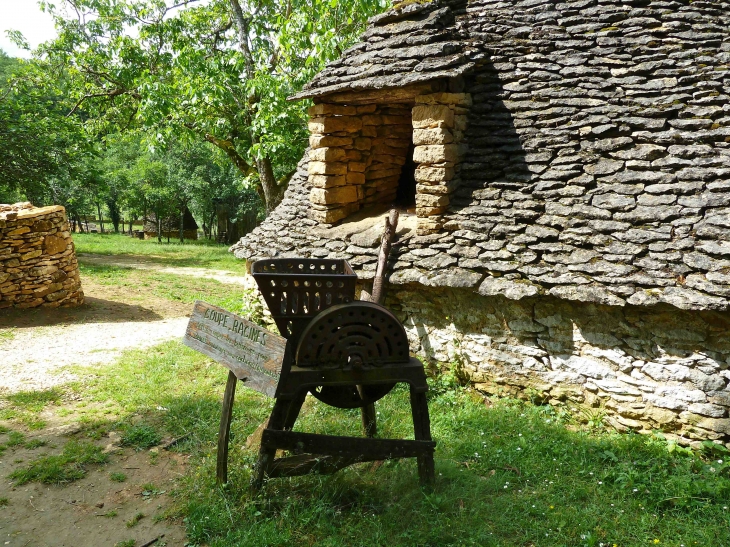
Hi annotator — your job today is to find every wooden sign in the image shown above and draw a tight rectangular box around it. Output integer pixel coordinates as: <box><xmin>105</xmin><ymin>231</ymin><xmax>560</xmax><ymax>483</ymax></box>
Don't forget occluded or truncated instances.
<box><xmin>184</xmin><ymin>300</ymin><xmax>287</xmax><ymax>397</ymax></box>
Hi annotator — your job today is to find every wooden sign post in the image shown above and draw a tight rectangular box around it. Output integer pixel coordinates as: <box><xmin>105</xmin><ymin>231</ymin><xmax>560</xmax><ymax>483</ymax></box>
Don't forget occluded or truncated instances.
<box><xmin>183</xmin><ymin>300</ymin><xmax>288</xmax><ymax>483</ymax></box>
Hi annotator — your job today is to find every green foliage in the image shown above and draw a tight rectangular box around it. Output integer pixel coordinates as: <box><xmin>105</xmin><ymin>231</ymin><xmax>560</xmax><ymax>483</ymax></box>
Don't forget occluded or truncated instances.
<box><xmin>37</xmin><ymin>0</ymin><xmax>388</xmax><ymax>209</ymax></box>
<box><xmin>119</xmin><ymin>424</ymin><xmax>162</xmax><ymax>450</ymax></box>
<box><xmin>9</xmin><ymin>440</ymin><xmax>109</xmax><ymax>485</ymax></box>
<box><xmin>110</xmin><ymin>472</ymin><xmax>128</xmax><ymax>482</ymax></box>
<box><xmin>0</xmin><ymin>52</ymin><xmax>92</xmax><ymax>203</ymax></box>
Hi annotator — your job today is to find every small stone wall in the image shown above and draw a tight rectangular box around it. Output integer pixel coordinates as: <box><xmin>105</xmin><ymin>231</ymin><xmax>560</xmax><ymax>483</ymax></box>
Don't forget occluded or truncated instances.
<box><xmin>0</xmin><ymin>203</ymin><xmax>84</xmax><ymax>309</ymax></box>
<box><xmin>385</xmin><ymin>285</ymin><xmax>730</xmax><ymax>448</ymax></box>
<box><xmin>308</xmin><ymin>103</ymin><xmax>412</xmax><ymax>223</ymax></box>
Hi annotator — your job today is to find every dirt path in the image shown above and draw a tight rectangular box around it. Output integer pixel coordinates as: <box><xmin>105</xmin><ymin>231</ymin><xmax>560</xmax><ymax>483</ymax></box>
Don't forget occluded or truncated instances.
<box><xmin>78</xmin><ymin>253</ymin><xmax>250</xmax><ymax>285</ymax></box>
<box><xmin>0</xmin><ymin>253</ymin><xmax>250</xmax><ymax>394</ymax></box>
<box><xmin>1</xmin><ymin>440</ymin><xmax>187</xmax><ymax>547</ymax></box>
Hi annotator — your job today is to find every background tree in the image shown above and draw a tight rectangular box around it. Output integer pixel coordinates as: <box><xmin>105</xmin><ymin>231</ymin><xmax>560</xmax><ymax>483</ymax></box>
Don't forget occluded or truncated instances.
<box><xmin>39</xmin><ymin>0</ymin><xmax>388</xmax><ymax>211</ymax></box>
<box><xmin>0</xmin><ymin>49</ymin><xmax>92</xmax><ymax>203</ymax></box>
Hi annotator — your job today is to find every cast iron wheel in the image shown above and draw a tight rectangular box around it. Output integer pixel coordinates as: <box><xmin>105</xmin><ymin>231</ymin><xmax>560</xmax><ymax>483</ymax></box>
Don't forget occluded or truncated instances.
<box><xmin>296</xmin><ymin>301</ymin><xmax>411</xmax><ymax>409</ymax></box>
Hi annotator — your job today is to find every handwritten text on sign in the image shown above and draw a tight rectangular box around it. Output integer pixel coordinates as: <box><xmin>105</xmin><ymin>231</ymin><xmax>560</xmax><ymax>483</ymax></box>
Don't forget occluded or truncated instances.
<box><xmin>183</xmin><ymin>301</ymin><xmax>286</xmax><ymax>397</ymax></box>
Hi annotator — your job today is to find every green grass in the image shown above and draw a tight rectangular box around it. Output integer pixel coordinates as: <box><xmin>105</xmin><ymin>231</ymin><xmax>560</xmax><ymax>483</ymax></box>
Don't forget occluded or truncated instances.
<box><xmin>110</xmin><ymin>472</ymin><xmax>127</xmax><ymax>483</ymax></box>
<box><xmin>0</xmin><ymin>497</ymin><xmax>8</xmax><ymax>507</ymax></box>
<box><xmin>0</xmin><ymin>388</ymin><xmax>63</xmax><ymax>430</ymax></box>
<box><xmin>115</xmin><ymin>540</ymin><xmax>135</xmax><ymax>547</ymax></box>
<box><xmin>78</xmin><ymin>263</ymin><xmax>250</xmax><ymax>313</ymax></box>
<box><xmin>9</xmin><ymin>439</ymin><xmax>109</xmax><ymax>485</ymax></box>
<box><xmin>126</xmin><ymin>512</ymin><xmax>145</xmax><ymax>528</ymax></box>
<box><xmin>73</xmin><ymin>232</ymin><xmax>243</xmax><ymax>271</ymax></box>
<box><xmin>0</xmin><ymin>327</ymin><xmax>15</xmax><ymax>342</ymax></box>
<box><xmin>120</xmin><ymin>424</ymin><xmax>161</xmax><ymax>450</ymax></box>
<box><xmin>66</xmin><ymin>341</ymin><xmax>730</xmax><ymax>547</ymax></box>
<box><xmin>5</xmin><ymin>388</ymin><xmax>62</xmax><ymax>411</ymax></box>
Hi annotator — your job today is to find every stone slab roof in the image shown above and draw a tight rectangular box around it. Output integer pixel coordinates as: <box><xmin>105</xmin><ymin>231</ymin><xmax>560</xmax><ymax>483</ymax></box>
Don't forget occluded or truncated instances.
<box><xmin>234</xmin><ymin>0</ymin><xmax>730</xmax><ymax>312</ymax></box>
<box><xmin>290</xmin><ymin>0</ymin><xmax>476</xmax><ymax>101</ymax></box>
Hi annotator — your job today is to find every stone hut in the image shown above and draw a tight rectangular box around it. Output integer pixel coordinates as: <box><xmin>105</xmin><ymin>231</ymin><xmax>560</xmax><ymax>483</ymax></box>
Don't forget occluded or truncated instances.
<box><xmin>0</xmin><ymin>203</ymin><xmax>84</xmax><ymax>309</ymax></box>
<box><xmin>144</xmin><ymin>207</ymin><xmax>199</xmax><ymax>240</ymax></box>
<box><xmin>232</xmin><ymin>0</ymin><xmax>730</xmax><ymax>446</ymax></box>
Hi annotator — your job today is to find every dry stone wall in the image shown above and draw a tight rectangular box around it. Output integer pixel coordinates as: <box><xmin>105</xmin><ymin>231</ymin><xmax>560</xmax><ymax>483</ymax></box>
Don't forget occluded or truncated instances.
<box><xmin>413</xmin><ymin>92</ymin><xmax>471</xmax><ymax>234</ymax></box>
<box><xmin>385</xmin><ymin>286</ymin><xmax>730</xmax><ymax>447</ymax></box>
<box><xmin>0</xmin><ymin>203</ymin><xmax>84</xmax><ymax>309</ymax></box>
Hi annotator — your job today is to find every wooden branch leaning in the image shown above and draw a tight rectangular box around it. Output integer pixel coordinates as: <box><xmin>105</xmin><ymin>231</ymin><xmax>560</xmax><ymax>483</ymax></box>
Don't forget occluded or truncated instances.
<box><xmin>359</xmin><ymin>208</ymin><xmax>400</xmax><ymax>435</ymax></box>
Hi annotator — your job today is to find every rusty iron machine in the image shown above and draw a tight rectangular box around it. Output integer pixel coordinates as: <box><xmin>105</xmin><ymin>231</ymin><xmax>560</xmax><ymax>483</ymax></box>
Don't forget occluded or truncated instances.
<box><xmin>249</xmin><ymin>258</ymin><xmax>435</xmax><ymax>487</ymax></box>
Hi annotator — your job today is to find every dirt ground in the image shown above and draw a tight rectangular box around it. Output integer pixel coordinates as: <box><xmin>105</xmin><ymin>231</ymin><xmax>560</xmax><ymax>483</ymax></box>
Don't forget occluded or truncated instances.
<box><xmin>0</xmin><ymin>253</ymin><xmax>252</xmax><ymax>394</ymax></box>
<box><xmin>0</xmin><ymin>253</ymin><xmax>247</xmax><ymax>547</ymax></box>
<box><xmin>1</xmin><ymin>436</ymin><xmax>188</xmax><ymax>547</ymax></box>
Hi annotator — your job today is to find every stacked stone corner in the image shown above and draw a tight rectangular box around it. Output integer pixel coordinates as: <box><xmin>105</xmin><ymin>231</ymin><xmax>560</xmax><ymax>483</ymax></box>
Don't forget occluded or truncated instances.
<box><xmin>412</xmin><ymin>91</ymin><xmax>471</xmax><ymax>235</ymax></box>
<box><xmin>0</xmin><ymin>202</ymin><xmax>85</xmax><ymax>309</ymax></box>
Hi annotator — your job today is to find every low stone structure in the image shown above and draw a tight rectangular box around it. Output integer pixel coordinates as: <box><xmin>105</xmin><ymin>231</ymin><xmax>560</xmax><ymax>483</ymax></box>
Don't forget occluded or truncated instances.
<box><xmin>144</xmin><ymin>207</ymin><xmax>199</xmax><ymax>240</ymax></box>
<box><xmin>0</xmin><ymin>203</ymin><xmax>84</xmax><ymax>309</ymax></box>
<box><xmin>234</xmin><ymin>0</ymin><xmax>730</xmax><ymax>446</ymax></box>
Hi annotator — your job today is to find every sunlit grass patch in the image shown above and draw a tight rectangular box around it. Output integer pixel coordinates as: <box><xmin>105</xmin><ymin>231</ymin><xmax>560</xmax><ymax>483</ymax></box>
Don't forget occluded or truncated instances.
<box><xmin>5</xmin><ymin>388</ymin><xmax>63</xmax><ymax>412</ymax></box>
<box><xmin>120</xmin><ymin>423</ymin><xmax>161</xmax><ymax>450</ymax></box>
<box><xmin>9</xmin><ymin>440</ymin><xmax>108</xmax><ymax>485</ymax></box>
<box><xmin>73</xmin><ymin>232</ymin><xmax>243</xmax><ymax>271</ymax></box>
<box><xmin>78</xmin><ymin>263</ymin><xmax>248</xmax><ymax>312</ymax></box>
<box><xmin>0</xmin><ymin>388</ymin><xmax>64</xmax><ymax>430</ymax></box>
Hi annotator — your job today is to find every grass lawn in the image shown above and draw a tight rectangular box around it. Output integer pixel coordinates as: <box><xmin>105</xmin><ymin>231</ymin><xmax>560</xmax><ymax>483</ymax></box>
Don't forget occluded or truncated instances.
<box><xmin>4</xmin><ymin>342</ymin><xmax>728</xmax><ymax>547</ymax></box>
<box><xmin>78</xmin><ymin>262</ymin><xmax>251</xmax><ymax>314</ymax></box>
<box><xmin>73</xmin><ymin>232</ymin><xmax>243</xmax><ymax>271</ymax></box>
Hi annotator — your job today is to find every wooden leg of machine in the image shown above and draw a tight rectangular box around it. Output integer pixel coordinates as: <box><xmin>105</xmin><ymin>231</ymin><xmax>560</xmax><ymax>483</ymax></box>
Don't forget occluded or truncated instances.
<box><xmin>361</xmin><ymin>403</ymin><xmax>377</xmax><ymax>437</ymax></box>
<box><xmin>252</xmin><ymin>397</ymin><xmax>289</xmax><ymax>490</ymax></box>
<box><xmin>283</xmin><ymin>390</ymin><xmax>307</xmax><ymax>431</ymax></box>
<box><xmin>409</xmin><ymin>387</ymin><xmax>435</xmax><ymax>487</ymax></box>
<box><xmin>216</xmin><ymin>371</ymin><xmax>238</xmax><ymax>485</ymax></box>
<box><xmin>358</xmin><ymin>384</ymin><xmax>377</xmax><ymax>437</ymax></box>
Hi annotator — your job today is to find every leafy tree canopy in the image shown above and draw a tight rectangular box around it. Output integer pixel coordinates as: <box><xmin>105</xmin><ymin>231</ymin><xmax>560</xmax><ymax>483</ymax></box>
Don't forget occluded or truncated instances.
<box><xmin>0</xmin><ymin>49</ymin><xmax>92</xmax><ymax>203</ymax></box>
<box><xmin>38</xmin><ymin>0</ymin><xmax>388</xmax><ymax>210</ymax></box>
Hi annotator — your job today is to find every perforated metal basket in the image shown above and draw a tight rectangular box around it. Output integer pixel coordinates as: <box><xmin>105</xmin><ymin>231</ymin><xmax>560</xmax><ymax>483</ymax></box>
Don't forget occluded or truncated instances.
<box><xmin>251</xmin><ymin>258</ymin><xmax>357</xmax><ymax>348</ymax></box>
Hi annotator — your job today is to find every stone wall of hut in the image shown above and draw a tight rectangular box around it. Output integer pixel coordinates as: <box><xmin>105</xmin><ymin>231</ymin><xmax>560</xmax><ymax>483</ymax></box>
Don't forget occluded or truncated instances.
<box><xmin>0</xmin><ymin>203</ymin><xmax>84</xmax><ymax>309</ymax></box>
<box><xmin>385</xmin><ymin>285</ymin><xmax>730</xmax><ymax>448</ymax></box>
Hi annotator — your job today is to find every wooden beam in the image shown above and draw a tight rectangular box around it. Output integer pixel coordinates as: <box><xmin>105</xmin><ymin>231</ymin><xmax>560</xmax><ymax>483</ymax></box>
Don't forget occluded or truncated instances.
<box><xmin>261</xmin><ymin>429</ymin><xmax>435</xmax><ymax>460</ymax></box>
<box><xmin>315</xmin><ymin>83</ymin><xmax>438</xmax><ymax>105</ymax></box>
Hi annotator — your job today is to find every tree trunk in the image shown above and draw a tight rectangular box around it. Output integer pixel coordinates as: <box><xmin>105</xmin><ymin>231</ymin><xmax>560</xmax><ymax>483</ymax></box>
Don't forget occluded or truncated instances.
<box><xmin>255</xmin><ymin>154</ymin><xmax>285</xmax><ymax>212</ymax></box>
<box><xmin>209</xmin><ymin>211</ymin><xmax>216</xmax><ymax>240</ymax></box>
<box><xmin>179</xmin><ymin>206</ymin><xmax>185</xmax><ymax>243</ymax></box>
<box><xmin>228</xmin><ymin>0</ymin><xmax>286</xmax><ymax>212</ymax></box>
<box><xmin>96</xmin><ymin>203</ymin><xmax>104</xmax><ymax>234</ymax></box>
<box><xmin>156</xmin><ymin>209</ymin><xmax>162</xmax><ymax>243</ymax></box>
